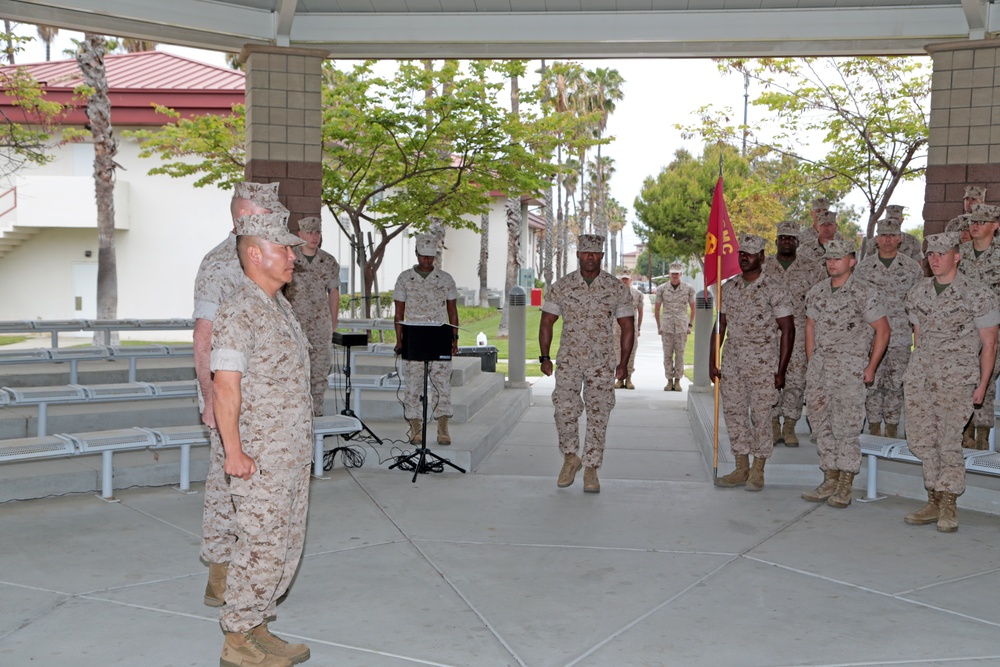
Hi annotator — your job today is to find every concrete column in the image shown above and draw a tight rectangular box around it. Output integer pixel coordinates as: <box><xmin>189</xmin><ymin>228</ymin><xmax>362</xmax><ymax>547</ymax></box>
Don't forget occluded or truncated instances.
<box><xmin>240</xmin><ymin>44</ymin><xmax>329</xmax><ymax>229</ymax></box>
<box><xmin>924</xmin><ymin>39</ymin><xmax>1000</xmax><ymax>234</ymax></box>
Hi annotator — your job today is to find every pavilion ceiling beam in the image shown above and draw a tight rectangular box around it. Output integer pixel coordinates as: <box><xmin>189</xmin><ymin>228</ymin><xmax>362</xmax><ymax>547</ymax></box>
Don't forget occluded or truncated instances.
<box><xmin>961</xmin><ymin>0</ymin><xmax>986</xmax><ymax>38</ymax></box>
<box><xmin>274</xmin><ymin>0</ymin><xmax>297</xmax><ymax>47</ymax></box>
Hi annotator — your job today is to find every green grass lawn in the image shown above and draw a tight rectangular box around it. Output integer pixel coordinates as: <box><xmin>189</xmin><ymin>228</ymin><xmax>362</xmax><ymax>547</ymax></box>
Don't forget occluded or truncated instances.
<box><xmin>0</xmin><ymin>335</ymin><xmax>28</xmax><ymax>346</ymax></box>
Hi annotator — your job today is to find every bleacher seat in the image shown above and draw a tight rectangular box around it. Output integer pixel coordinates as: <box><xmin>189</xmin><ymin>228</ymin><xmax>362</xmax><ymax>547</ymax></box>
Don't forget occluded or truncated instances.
<box><xmin>0</xmin><ymin>434</ymin><xmax>76</xmax><ymax>462</ymax></box>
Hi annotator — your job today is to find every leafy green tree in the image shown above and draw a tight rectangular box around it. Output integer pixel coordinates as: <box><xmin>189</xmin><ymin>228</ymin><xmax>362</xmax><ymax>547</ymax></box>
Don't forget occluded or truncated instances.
<box><xmin>693</xmin><ymin>57</ymin><xmax>929</xmax><ymax>241</ymax></box>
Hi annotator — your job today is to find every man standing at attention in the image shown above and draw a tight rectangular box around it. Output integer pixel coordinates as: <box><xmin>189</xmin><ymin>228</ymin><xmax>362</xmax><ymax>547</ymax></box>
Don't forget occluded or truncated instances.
<box><xmin>613</xmin><ymin>274</ymin><xmax>644</xmax><ymax>390</ymax></box>
<box><xmin>710</xmin><ymin>234</ymin><xmax>794</xmax><ymax>492</ymax></box>
<box><xmin>212</xmin><ymin>210</ymin><xmax>313</xmax><ymax>666</ymax></box>
<box><xmin>855</xmin><ymin>218</ymin><xmax>922</xmax><ymax>439</ymax></box>
<box><xmin>393</xmin><ymin>234</ymin><xmax>460</xmax><ymax>446</ymax></box>
<box><xmin>763</xmin><ymin>221</ymin><xmax>825</xmax><ymax>447</ymax></box>
<box><xmin>798</xmin><ymin>209</ymin><xmax>841</xmax><ymax>263</ymax></box>
<box><xmin>539</xmin><ymin>234</ymin><xmax>634</xmax><ymax>494</ymax></box>
<box><xmin>654</xmin><ymin>262</ymin><xmax>695</xmax><ymax>392</ymax></box>
<box><xmin>284</xmin><ymin>216</ymin><xmax>341</xmax><ymax>417</ymax></box>
<box><xmin>193</xmin><ymin>182</ymin><xmax>284</xmax><ymax>610</ymax></box>
<box><xmin>801</xmin><ymin>240</ymin><xmax>889</xmax><ymax>509</ymax></box>
<box><xmin>903</xmin><ymin>232</ymin><xmax>999</xmax><ymax>532</ymax></box>
<box><xmin>957</xmin><ymin>206</ymin><xmax>1000</xmax><ymax>449</ymax></box>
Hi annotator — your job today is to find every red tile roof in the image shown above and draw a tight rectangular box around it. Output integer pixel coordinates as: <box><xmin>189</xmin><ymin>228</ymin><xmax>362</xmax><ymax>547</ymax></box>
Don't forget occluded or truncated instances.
<box><xmin>0</xmin><ymin>50</ymin><xmax>244</xmax><ymax>126</ymax></box>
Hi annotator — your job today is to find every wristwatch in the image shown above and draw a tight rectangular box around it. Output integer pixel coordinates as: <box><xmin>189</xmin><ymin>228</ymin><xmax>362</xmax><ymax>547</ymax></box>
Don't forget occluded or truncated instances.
<box><xmin>539</xmin><ymin>355</ymin><xmax>551</xmax><ymax>362</ymax></box>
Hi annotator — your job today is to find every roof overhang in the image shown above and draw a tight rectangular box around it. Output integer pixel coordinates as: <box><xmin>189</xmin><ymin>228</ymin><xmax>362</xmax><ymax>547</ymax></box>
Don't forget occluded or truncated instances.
<box><xmin>1</xmin><ymin>1</ymin><xmax>997</xmax><ymax>59</ymax></box>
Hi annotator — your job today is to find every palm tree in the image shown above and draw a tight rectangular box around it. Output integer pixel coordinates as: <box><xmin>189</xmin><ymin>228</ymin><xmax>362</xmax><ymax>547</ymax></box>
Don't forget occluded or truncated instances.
<box><xmin>498</xmin><ymin>63</ymin><xmax>523</xmax><ymax>338</ymax></box>
<box><xmin>584</xmin><ymin>67</ymin><xmax>624</xmax><ymax>241</ymax></box>
<box><xmin>35</xmin><ymin>25</ymin><xmax>58</xmax><ymax>61</ymax></box>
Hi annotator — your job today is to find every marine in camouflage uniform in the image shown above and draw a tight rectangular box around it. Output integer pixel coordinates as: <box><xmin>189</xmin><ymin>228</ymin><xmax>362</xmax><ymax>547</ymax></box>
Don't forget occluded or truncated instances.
<box><xmin>956</xmin><ymin>206</ymin><xmax>1000</xmax><ymax>449</ymax></box>
<box><xmin>710</xmin><ymin>234</ymin><xmax>794</xmax><ymax>492</ymax></box>
<box><xmin>862</xmin><ymin>205</ymin><xmax>923</xmax><ymax>262</ymax></box>
<box><xmin>194</xmin><ymin>182</ymin><xmax>287</xmax><ymax>610</ymax></box>
<box><xmin>903</xmin><ymin>232</ymin><xmax>999</xmax><ymax>532</ymax></box>
<box><xmin>802</xmin><ymin>240</ymin><xmax>890</xmax><ymax>509</ymax></box>
<box><xmin>540</xmin><ymin>234</ymin><xmax>634</xmax><ymax>494</ymax></box>
<box><xmin>283</xmin><ymin>216</ymin><xmax>341</xmax><ymax>417</ymax></box>
<box><xmin>211</xmin><ymin>210</ymin><xmax>313</xmax><ymax>666</ymax></box>
<box><xmin>654</xmin><ymin>262</ymin><xmax>696</xmax><ymax>392</ymax></box>
<box><xmin>798</xmin><ymin>209</ymin><xmax>843</xmax><ymax>263</ymax></box>
<box><xmin>613</xmin><ymin>274</ymin><xmax>644</xmax><ymax>389</ymax></box>
<box><xmin>946</xmin><ymin>214</ymin><xmax>972</xmax><ymax>245</ymax></box>
<box><xmin>855</xmin><ymin>218</ymin><xmax>922</xmax><ymax>439</ymax></box>
<box><xmin>393</xmin><ymin>234</ymin><xmax>460</xmax><ymax>446</ymax></box>
<box><xmin>764</xmin><ymin>221</ymin><xmax>826</xmax><ymax>447</ymax></box>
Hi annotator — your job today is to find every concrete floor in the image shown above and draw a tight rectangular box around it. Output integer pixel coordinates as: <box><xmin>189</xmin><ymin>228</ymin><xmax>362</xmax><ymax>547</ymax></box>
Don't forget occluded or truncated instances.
<box><xmin>2</xmin><ymin>311</ymin><xmax>1000</xmax><ymax>666</ymax></box>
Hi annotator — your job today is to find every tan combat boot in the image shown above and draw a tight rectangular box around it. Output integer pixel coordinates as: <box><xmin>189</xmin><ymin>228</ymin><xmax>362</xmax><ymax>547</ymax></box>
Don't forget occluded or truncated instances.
<box><xmin>625</xmin><ymin>376</ymin><xmax>635</xmax><ymax>390</ymax></box>
<box><xmin>772</xmin><ymin>417</ymin><xmax>783</xmax><ymax>445</ymax></box>
<box><xmin>745</xmin><ymin>456</ymin><xmax>766</xmax><ymax>492</ymax></box>
<box><xmin>664</xmin><ymin>379</ymin><xmax>674</xmax><ymax>391</ymax></box>
<box><xmin>962</xmin><ymin>422</ymin><xmax>975</xmax><ymax>449</ymax></box>
<box><xmin>936</xmin><ymin>491</ymin><xmax>959</xmax><ymax>532</ymax></box>
<box><xmin>975</xmin><ymin>427</ymin><xmax>990</xmax><ymax>451</ymax></box>
<box><xmin>782</xmin><ymin>419</ymin><xmax>799</xmax><ymax>447</ymax></box>
<box><xmin>251</xmin><ymin>622</ymin><xmax>311</xmax><ymax>665</ymax></box>
<box><xmin>715</xmin><ymin>454</ymin><xmax>750</xmax><ymax>488</ymax></box>
<box><xmin>827</xmin><ymin>471</ymin><xmax>855</xmax><ymax>508</ymax></box>
<box><xmin>801</xmin><ymin>469</ymin><xmax>839</xmax><ymax>502</ymax></box>
<box><xmin>868</xmin><ymin>422</ymin><xmax>882</xmax><ymax>437</ymax></box>
<box><xmin>904</xmin><ymin>490</ymin><xmax>939</xmax><ymax>525</ymax></box>
<box><xmin>583</xmin><ymin>466</ymin><xmax>601</xmax><ymax>493</ymax></box>
<box><xmin>408</xmin><ymin>419</ymin><xmax>422</xmax><ymax>445</ymax></box>
<box><xmin>614</xmin><ymin>378</ymin><xmax>625</xmax><ymax>389</ymax></box>
<box><xmin>204</xmin><ymin>561</ymin><xmax>228</xmax><ymax>607</ymax></box>
<box><xmin>221</xmin><ymin>631</ymin><xmax>293</xmax><ymax>667</ymax></box>
<box><xmin>672</xmin><ymin>378</ymin><xmax>682</xmax><ymax>392</ymax></box>
<box><xmin>437</xmin><ymin>416</ymin><xmax>451</xmax><ymax>445</ymax></box>
<box><xmin>557</xmin><ymin>453</ymin><xmax>582</xmax><ymax>488</ymax></box>
<box><xmin>885</xmin><ymin>423</ymin><xmax>898</xmax><ymax>439</ymax></box>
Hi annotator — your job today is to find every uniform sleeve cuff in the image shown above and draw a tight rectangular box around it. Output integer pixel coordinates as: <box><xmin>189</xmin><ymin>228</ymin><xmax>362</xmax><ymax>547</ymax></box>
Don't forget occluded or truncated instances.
<box><xmin>193</xmin><ymin>300</ymin><xmax>218</xmax><ymax>321</ymax></box>
<box><xmin>211</xmin><ymin>348</ymin><xmax>247</xmax><ymax>373</ymax></box>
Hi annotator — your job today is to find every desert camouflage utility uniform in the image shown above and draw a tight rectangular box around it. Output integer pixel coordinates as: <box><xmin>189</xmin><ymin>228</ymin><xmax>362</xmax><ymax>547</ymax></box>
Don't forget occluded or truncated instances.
<box><xmin>958</xmin><ymin>239</ymin><xmax>1000</xmax><ymax>433</ymax></box>
<box><xmin>763</xmin><ymin>253</ymin><xmax>824</xmax><ymax>425</ymax></box>
<box><xmin>797</xmin><ymin>226</ymin><xmax>844</xmax><ymax>262</ymax></box>
<box><xmin>655</xmin><ymin>280</ymin><xmax>696</xmax><ymax>383</ymax></box>
<box><xmin>864</xmin><ymin>233</ymin><xmax>923</xmax><ymax>262</ymax></box>
<box><xmin>193</xmin><ymin>234</ymin><xmax>242</xmax><ymax>565</ymax></box>
<box><xmin>613</xmin><ymin>286</ymin><xmax>644</xmax><ymax>375</ymax></box>
<box><xmin>284</xmin><ymin>247</ymin><xmax>340</xmax><ymax>416</ymax></box>
<box><xmin>905</xmin><ymin>273</ymin><xmax>1000</xmax><ymax>495</ymax></box>
<box><xmin>393</xmin><ymin>266</ymin><xmax>458</xmax><ymax>420</ymax></box>
<box><xmin>805</xmin><ymin>273</ymin><xmax>886</xmax><ymax>474</ymax></box>
<box><xmin>855</xmin><ymin>251</ymin><xmax>922</xmax><ymax>430</ymax></box>
<box><xmin>211</xmin><ymin>272</ymin><xmax>313</xmax><ymax>634</ymax></box>
<box><xmin>719</xmin><ymin>272</ymin><xmax>793</xmax><ymax>459</ymax></box>
<box><xmin>544</xmin><ymin>270</ymin><xmax>633</xmax><ymax>469</ymax></box>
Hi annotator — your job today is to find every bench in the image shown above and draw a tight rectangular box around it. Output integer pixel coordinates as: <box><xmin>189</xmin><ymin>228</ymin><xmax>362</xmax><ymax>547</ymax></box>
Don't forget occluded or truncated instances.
<box><xmin>0</xmin><ymin>345</ymin><xmax>193</xmax><ymax>382</ymax></box>
<box><xmin>0</xmin><ymin>318</ymin><xmax>194</xmax><ymax>346</ymax></box>
<box><xmin>0</xmin><ymin>414</ymin><xmax>362</xmax><ymax>500</ymax></box>
<box><xmin>1</xmin><ymin>381</ymin><xmax>198</xmax><ymax>436</ymax></box>
<box><xmin>859</xmin><ymin>434</ymin><xmax>998</xmax><ymax>501</ymax></box>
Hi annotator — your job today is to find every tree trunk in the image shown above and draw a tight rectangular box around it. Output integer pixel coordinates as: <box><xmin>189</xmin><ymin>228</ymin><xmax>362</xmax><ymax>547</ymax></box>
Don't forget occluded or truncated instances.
<box><xmin>2</xmin><ymin>21</ymin><xmax>15</xmax><ymax>65</ymax></box>
<box><xmin>610</xmin><ymin>230</ymin><xmax>617</xmax><ymax>274</ymax></box>
<box><xmin>77</xmin><ymin>35</ymin><xmax>119</xmax><ymax>343</ymax></box>
<box><xmin>497</xmin><ymin>197</ymin><xmax>521</xmax><ymax>338</ymax></box>
<box><xmin>478</xmin><ymin>211</ymin><xmax>490</xmax><ymax>308</ymax></box>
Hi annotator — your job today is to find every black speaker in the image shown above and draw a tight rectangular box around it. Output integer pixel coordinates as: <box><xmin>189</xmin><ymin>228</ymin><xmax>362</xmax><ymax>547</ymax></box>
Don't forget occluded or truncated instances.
<box><xmin>400</xmin><ymin>322</ymin><xmax>453</xmax><ymax>362</ymax></box>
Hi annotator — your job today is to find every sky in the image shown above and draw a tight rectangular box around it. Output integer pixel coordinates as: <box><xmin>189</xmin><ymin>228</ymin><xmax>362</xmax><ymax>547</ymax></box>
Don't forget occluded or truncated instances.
<box><xmin>10</xmin><ymin>27</ymin><xmax>929</xmax><ymax>254</ymax></box>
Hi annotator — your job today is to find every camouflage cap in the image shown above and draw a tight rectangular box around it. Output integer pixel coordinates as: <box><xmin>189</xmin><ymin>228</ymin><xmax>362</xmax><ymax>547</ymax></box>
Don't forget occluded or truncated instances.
<box><xmin>739</xmin><ymin>233</ymin><xmax>766</xmax><ymax>254</ymax></box>
<box><xmin>234</xmin><ymin>211</ymin><xmax>303</xmax><ymax>247</ymax></box>
<box><xmin>969</xmin><ymin>209</ymin><xmax>996</xmax><ymax>223</ymax></box>
<box><xmin>964</xmin><ymin>185</ymin><xmax>987</xmax><ymax>200</ymax></box>
<box><xmin>876</xmin><ymin>218</ymin><xmax>902</xmax><ymax>235</ymax></box>
<box><xmin>233</xmin><ymin>181</ymin><xmax>280</xmax><ymax>204</ymax></box>
<box><xmin>775</xmin><ymin>220</ymin><xmax>800</xmax><ymax>237</ymax></box>
<box><xmin>885</xmin><ymin>204</ymin><xmax>905</xmax><ymax>220</ymax></box>
<box><xmin>415</xmin><ymin>233</ymin><xmax>438</xmax><ymax>256</ymax></box>
<box><xmin>818</xmin><ymin>210</ymin><xmax>838</xmax><ymax>225</ymax></box>
<box><xmin>925</xmin><ymin>232</ymin><xmax>960</xmax><ymax>253</ymax></box>
<box><xmin>810</xmin><ymin>197</ymin><xmax>831</xmax><ymax>212</ymax></box>
<box><xmin>669</xmin><ymin>261</ymin><xmax>684</xmax><ymax>273</ymax></box>
<box><xmin>618</xmin><ymin>274</ymin><xmax>633</xmax><ymax>281</ymax></box>
<box><xmin>577</xmin><ymin>234</ymin><xmax>605</xmax><ymax>253</ymax></box>
<box><xmin>946</xmin><ymin>214</ymin><xmax>971</xmax><ymax>232</ymax></box>
<box><xmin>823</xmin><ymin>239</ymin><xmax>855</xmax><ymax>259</ymax></box>
<box><xmin>297</xmin><ymin>216</ymin><xmax>322</xmax><ymax>233</ymax></box>
<box><xmin>971</xmin><ymin>203</ymin><xmax>1000</xmax><ymax>219</ymax></box>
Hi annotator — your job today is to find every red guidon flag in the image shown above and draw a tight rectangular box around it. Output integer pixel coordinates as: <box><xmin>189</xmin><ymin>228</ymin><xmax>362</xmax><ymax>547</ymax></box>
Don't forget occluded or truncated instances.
<box><xmin>704</xmin><ymin>176</ymin><xmax>740</xmax><ymax>290</ymax></box>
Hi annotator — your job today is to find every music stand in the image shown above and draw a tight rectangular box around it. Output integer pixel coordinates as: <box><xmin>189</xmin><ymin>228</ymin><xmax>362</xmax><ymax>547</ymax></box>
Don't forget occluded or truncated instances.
<box><xmin>388</xmin><ymin>322</ymin><xmax>467</xmax><ymax>482</ymax></box>
<box><xmin>331</xmin><ymin>331</ymin><xmax>382</xmax><ymax>444</ymax></box>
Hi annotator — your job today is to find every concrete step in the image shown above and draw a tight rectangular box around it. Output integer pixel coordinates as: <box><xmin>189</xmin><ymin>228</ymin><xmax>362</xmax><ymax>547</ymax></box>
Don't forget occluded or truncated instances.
<box><xmin>333</xmin><ymin>370</ymin><xmax>505</xmax><ymax>423</ymax></box>
<box><xmin>347</xmin><ymin>353</ymin><xmax>482</xmax><ymax>387</ymax></box>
